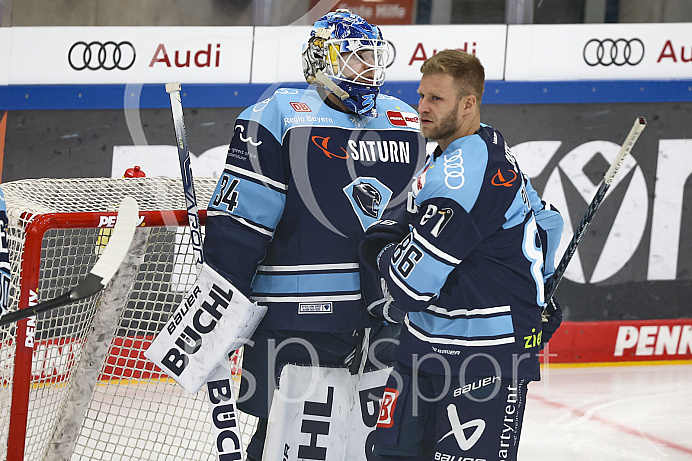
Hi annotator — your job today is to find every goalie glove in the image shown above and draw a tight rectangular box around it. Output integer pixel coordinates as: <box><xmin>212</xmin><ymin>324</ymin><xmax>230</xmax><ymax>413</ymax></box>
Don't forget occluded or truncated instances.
<box><xmin>540</xmin><ymin>297</ymin><xmax>562</xmax><ymax>350</ymax></box>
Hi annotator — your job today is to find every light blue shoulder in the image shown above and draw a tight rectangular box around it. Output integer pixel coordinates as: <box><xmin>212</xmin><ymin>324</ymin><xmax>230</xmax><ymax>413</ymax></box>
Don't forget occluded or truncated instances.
<box><xmin>237</xmin><ymin>88</ymin><xmax>317</xmax><ymax>143</ymax></box>
<box><xmin>419</xmin><ymin>135</ymin><xmax>489</xmax><ymax>211</ymax></box>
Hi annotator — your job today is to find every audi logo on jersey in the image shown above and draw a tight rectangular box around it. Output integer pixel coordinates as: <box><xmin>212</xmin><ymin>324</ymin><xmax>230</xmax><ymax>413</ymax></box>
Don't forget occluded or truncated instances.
<box><xmin>583</xmin><ymin>38</ymin><xmax>645</xmax><ymax>67</ymax></box>
<box><xmin>68</xmin><ymin>41</ymin><xmax>136</xmax><ymax>71</ymax></box>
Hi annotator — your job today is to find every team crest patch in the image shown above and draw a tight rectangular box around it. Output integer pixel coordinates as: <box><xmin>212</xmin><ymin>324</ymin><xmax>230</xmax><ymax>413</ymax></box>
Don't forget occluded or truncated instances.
<box><xmin>343</xmin><ymin>177</ymin><xmax>393</xmax><ymax>230</ymax></box>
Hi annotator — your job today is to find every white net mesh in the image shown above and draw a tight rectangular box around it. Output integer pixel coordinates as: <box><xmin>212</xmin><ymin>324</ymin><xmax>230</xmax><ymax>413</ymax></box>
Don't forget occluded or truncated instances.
<box><xmin>0</xmin><ymin>177</ymin><xmax>257</xmax><ymax>461</ymax></box>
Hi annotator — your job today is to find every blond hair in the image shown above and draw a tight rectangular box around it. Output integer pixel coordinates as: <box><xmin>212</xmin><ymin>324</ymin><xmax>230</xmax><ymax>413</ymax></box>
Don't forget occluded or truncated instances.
<box><xmin>420</xmin><ymin>49</ymin><xmax>485</xmax><ymax>103</ymax></box>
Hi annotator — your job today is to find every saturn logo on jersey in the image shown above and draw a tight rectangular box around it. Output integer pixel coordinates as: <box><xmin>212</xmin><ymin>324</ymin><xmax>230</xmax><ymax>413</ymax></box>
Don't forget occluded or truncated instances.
<box><xmin>491</xmin><ymin>168</ymin><xmax>517</xmax><ymax>187</ymax></box>
<box><xmin>311</xmin><ymin>135</ymin><xmax>349</xmax><ymax>159</ymax></box>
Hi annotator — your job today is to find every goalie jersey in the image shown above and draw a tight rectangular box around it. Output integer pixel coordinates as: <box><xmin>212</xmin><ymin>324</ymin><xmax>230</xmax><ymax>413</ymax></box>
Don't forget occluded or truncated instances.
<box><xmin>204</xmin><ymin>87</ymin><xmax>425</xmax><ymax>333</ymax></box>
<box><xmin>376</xmin><ymin>124</ymin><xmax>564</xmax><ymax>381</ymax></box>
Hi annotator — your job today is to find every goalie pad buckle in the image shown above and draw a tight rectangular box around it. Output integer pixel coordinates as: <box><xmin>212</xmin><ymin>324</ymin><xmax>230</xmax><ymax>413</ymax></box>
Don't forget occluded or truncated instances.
<box><xmin>145</xmin><ymin>262</ymin><xmax>267</xmax><ymax>394</ymax></box>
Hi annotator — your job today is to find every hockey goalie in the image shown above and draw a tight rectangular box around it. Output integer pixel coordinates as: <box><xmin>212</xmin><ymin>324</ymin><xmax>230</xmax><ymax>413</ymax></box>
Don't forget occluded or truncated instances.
<box><xmin>146</xmin><ymin>7</ymin><xmax>426</xmax><ymax>460</ymax></box>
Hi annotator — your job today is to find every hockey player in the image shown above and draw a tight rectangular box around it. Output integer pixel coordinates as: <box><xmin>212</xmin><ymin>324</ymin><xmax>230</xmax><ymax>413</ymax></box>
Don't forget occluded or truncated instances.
<box><xmin>360</xmin><ymin>50</ymin><xmax>564</xmax><ymax>460</ymax></box>
<box><xmin>202</xmin><ymin>10</ymin><xmax>426</xmax><ymax>460</ymax></box>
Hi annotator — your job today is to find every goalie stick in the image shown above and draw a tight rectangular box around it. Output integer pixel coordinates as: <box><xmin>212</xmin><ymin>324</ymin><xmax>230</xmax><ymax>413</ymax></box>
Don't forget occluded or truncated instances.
<box><xmin>0</xmin><ymin>196</ymin><xmax>139</xmax><ymax>326</ymax></box>
<box><xmin>166</xmin><ymin>82</ymin><xmax>204</xmax><ymax>269</ymax></box>
<box><xmin>163</xmin><ymin>83</ymin><xmax>245</xmax><ymax>459</ymax></box>
<box><xmin>544</xmin><ymin>117</ymin><xmax>647</xmax><ymax>314</ymax></box>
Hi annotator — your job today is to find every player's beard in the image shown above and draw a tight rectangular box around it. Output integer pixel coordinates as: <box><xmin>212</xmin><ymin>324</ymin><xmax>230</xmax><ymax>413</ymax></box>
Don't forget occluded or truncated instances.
<box><xmin>421</xmin><ymin>103</ymin><xmax>461</xmax><ymax>142</ymax></box>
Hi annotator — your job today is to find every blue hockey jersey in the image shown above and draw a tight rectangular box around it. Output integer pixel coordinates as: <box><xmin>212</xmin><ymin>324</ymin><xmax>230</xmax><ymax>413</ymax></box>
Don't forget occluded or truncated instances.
<box><xmin>204</xmin><ymin>87</ymin><xmax>426</xmax><ymax>333</ymax></box>
<box><xmin>376</xmin><ymin>124</ymin><xmax>563</xmax><ymax>381</ymax></box>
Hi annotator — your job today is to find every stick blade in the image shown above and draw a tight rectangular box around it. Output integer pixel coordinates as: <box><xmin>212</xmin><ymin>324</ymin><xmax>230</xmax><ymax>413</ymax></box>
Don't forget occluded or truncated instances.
<box><xmin>89</xmin><ymin>197</ymin><xmax>139</xmax><ymax>285</ymax></box>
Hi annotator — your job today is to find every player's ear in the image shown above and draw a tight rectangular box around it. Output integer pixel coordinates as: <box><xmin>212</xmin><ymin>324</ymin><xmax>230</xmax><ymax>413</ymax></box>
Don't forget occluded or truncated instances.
<box><xmin>462</xmin><ymin>94</ymin><xmax>477</xmax><ymax>113</ymax></box>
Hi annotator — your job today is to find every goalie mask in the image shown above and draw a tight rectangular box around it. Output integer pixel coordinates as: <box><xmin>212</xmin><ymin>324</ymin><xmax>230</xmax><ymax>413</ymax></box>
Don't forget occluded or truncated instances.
<box><xmin>302</xmin><ymin>9</ymin><xmax>389</xmax><ymax>117</ymax></box>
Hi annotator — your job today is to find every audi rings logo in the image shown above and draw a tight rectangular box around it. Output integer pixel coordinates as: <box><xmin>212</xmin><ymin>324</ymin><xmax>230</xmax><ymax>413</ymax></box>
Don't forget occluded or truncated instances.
<box><xmin>68</xmin><ymin>41</ymin><xmax>136</xmax><ymax>71</ymax></box>
<box><xmin>583</xmin><ymin>38</ymin><xmax>644</xmax><ymax>67</ymax></box>
<box><xmin>444</xmin><ymin>149</ymin><xmax>465</xmax><ymax>190</ymax></box>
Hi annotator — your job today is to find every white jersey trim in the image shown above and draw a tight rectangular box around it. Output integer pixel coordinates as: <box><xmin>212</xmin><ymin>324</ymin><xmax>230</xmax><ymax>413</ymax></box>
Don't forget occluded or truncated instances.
<box><xmin>225</xmin><ymin>164</ymin><xmax>288</xmax><ymax>191</ymax></box>
<box><xmin>207</xmin><ymin>210</ymin><xmax>274</xmax><ymax>237</ymax></box>
<box><xmin>426</xmin><ymin>304</ymin><xmax>511</xmax><ymax>318</ymax></box>
<box><xmin>252</xmin><ymin>294</ymin><xmax>362</xmax><ymax>303</ymax></box>
<box><xmin>412</xmin><ymin>228</ymin><xmax>462</xmax><ymax>265</ymax></box>
<box><xmin>388</xmin><ymin>265</ymin><xmax>434</xmax><ymax>302</ymax></box>
<box><xmin>258</xmin><ymin>263</ymin><xmax>359</xmax><ymax>272</ymax></box>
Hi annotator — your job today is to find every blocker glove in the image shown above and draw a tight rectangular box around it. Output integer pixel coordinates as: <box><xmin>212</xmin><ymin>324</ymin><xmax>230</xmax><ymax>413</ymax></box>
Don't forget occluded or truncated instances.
<box><xmin>358</xmin><ymin>207</ymin><xmax>411</xmax><ymax>324</ymax></box>
<box><xmin>540</xmin><ymin>297</ymin><xmax>563</xmax><ymax>349</ymax></box>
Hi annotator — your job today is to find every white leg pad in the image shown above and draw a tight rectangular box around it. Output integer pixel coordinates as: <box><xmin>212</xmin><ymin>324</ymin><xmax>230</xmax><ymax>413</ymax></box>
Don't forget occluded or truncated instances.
<box><xmin>263</xmin><ymin>365</ymin><xmax>391</xmax><ymax>461</ymax></box>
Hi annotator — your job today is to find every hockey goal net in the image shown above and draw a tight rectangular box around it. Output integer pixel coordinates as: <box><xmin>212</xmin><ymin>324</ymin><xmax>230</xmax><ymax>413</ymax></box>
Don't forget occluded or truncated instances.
<box><xmin>0</xmin><ymin>177</ymin><xmax>257</xmax><ymax>461</ymax></box>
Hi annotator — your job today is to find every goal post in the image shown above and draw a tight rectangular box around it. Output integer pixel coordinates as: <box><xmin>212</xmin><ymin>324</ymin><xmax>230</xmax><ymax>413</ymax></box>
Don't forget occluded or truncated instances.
<box><xmin>0</xmin><ymin>177</ymin><xmax>257</xmax><ymax>461</ymax></box>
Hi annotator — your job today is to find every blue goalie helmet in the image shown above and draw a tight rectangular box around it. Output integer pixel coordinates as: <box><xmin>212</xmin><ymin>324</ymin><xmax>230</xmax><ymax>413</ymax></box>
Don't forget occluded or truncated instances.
<box><xmin>302</xmin><ymin>9</ymin><xmax>390</xmax><ymax>117</ymax></box>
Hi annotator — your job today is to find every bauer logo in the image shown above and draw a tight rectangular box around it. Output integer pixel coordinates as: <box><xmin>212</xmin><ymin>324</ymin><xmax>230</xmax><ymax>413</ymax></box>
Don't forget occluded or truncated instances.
<box><xmin>386</xmin><ymin>110</ymin><xmax>419</xmax><ymax>128</ymax></box>
<box><xmin>158</xmin><ymin>282</ymin><xmax>233</xmax><ymax>376</ymax></box>
<box><xmin>299</xmin><ymin>302</ymin><xmax>332</xmax><ymax>314</ymax></box>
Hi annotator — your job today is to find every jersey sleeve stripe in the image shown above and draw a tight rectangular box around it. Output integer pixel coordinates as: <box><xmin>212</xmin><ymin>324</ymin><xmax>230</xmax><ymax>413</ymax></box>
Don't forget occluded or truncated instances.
<box><xmin>404</xmin><ymin>317</ymin><xmax>516</xmax><ymax>347</ymax></box>
<box><xmin>206</xmin><ymin>211</ymin><xmax>274</xmax><ymax>237</ymax></box>
<box><xmin>412</xmin><ymin>228</ymin><xmax>462</xmax><ymax>265</ymax></box>
<box><xmin>426</xmin><ymin>304</ymin><xmax>512</xmax><ymax>318</ymax></box>
<box><xmin>388</xmin><ymin>265</ymin><xmax>435</xmax><ymax>302</ymax></box>
<box><xmin>408</xmin><ymin>310</ymin><xmax>515</xmax><ymax>338</ymax></box>
<box><xmin>251</xmin><ymin>271</ymin><xmax>360</xmax><ymax>294</ymax></box>
<box><xmin>225</xmin><ymin>163</ymin><xmax>287</xmax><ymax>191</ymax></box>
<box><xmin>388</xmin><ymin>240</ymin><xmax>455</xmax><ymax>297</ymax></box>
<box><xmin>209</xmin><ymin>173</ymin><xmax>286</xmax><ymax>230</ymax></box>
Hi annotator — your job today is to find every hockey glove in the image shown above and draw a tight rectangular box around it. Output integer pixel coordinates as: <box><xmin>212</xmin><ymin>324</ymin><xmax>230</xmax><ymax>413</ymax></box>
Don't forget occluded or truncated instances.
<box><xmin>540</xmin><ymin>297</ymin><xmax>562</xmax><ymax>349</ymax></box>
<box><xmin>363</xmin><ymin>274</ymin><xmax>406</xmax><ymax>324</ymax></box>
<box><xmin>359</xmin><ymin>207</ymin><xmax>412</xmax><ymax>270</ymax></box>
<box><xmin>358</xmin><ymin>207</ymin><xmax>411</xmax><ymax>324</ymax></box>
